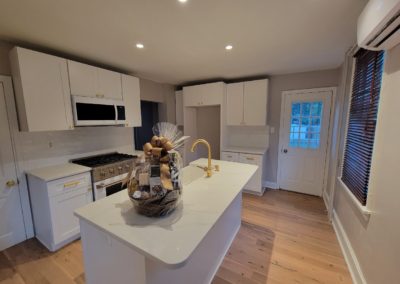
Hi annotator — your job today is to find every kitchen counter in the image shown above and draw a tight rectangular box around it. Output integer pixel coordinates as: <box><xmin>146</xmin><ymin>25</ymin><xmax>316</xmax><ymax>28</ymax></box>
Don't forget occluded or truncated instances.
<box><xmin>75</xmin><ymin>158</ymin><xmax>257</xmax><ymax>284</ymax></box>
<box><xmin>222</xmin><ymin>146</ymin><xmax>267</xmax><ymax>155</ymax></box>
<box><xmin>27</xmin><ymin>163</ymin><xmax>91</xmax><ymax>182</ymax></box>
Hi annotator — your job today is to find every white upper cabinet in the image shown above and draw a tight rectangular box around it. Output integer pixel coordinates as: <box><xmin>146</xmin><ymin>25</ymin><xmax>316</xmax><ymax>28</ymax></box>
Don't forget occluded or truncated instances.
<box><xmin>183</xmin><ymin>82</ymin><xmax>224</xmax><ymax>107</ymax></box>
<box><xmin>67</xmin><ymin>61</ymin><xmax>97</xmax><ymax>97</ymax></box>
<box><xmin>10</xmin><ymin>47</ymin><xmax>74</xmax><ymax>132</ymax></box>
<box><xmin>226</xmin><ymin>79</ymin><xmax>268</xmax><ymax>126</ymax></box>
<box><xmin>226</xmin><ymin>82</ymin><xmax>244</xmax><ymax>125</ymax></box>
<box><xmin>243</xmin><ymin>79</ymin><xmax>268</xmax><ymax>126</ymax></box>
<box><xmin>68</xmin><ymin>60</ymin><xmax>122</xmax><ymax>99</ymax></box>
<box><xmin>121</xmin><ymin>74</ymin><xmax>142</xmax><ymax>127</ymax></box>
<box><xmin>97</xmin><ymin>68</ymin><xmax>123</xmax><ymax>100</ymax></box>
<box><xmin>175</xmin><ymin>90</ymin><xmax>183</xmax><ymax>125</ymax></box>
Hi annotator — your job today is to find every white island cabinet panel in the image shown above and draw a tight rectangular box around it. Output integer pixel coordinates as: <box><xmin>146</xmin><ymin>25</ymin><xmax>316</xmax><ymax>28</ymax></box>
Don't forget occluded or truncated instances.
<box><xmin>75</xmin><ymin>159</ymin><xmax>257</xmax><ymax>284</ymax></box>
<box><xmin>10</xmin><ymin>47</ymin><xmax>74</xmax><ymax>131</ymax></box>
<box><xmin>122</xmin><ymin>74</ymin><xmax>142</xmax><ymax>127</ymax></box>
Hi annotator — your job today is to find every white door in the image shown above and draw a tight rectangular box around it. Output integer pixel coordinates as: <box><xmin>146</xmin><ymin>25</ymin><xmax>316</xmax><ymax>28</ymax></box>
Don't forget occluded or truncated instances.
<box><xmin>0</xmin><ymin>81</ymin><xmax>26</xmax><ymax>250</ymax></box>
<box><xmin>278</xmin><ymin>89</ymin><xmax>333</xmax><ymax>196</ymax></box>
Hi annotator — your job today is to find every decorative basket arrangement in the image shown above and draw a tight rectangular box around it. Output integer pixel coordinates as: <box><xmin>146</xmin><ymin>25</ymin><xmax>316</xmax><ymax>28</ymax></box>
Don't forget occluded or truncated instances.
<box><xmin>126</xmin><ymin>123</ymin><xmax>188</xmax><ymax>217</ymax></box>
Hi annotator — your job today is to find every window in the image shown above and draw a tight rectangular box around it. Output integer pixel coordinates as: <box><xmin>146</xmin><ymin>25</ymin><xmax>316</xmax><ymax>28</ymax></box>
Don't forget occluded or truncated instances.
<box><xmin>289</xmin><ymin>101</ymin><xmax>323</xmax><ymax>149</ymax></box>
<box><xmin>341</xmin><ymin>49</ymin><xmax>385</xmax><ymax>206</ymax></box>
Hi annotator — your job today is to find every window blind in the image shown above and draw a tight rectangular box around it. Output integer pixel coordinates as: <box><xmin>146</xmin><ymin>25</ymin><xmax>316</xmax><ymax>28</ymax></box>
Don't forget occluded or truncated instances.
<box><xmin>341</xmin><ymin>49</ymin><xmax>384</xmax><ymax>206</ymax></box>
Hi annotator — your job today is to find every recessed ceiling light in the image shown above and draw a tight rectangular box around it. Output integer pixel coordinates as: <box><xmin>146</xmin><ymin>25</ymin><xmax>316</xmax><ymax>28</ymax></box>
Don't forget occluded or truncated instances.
<box><xmin>178</xmin><ymin>0</ymin><xmax>187</xmax><ymax>3</ymax></box>
<box><xmin>225</xmin><ymin>45</ymin><xmax>233</xmax><ymax>50</ymax></box>
<box><xmin>136</xmin><ymin>43</ymin><xmax>144</xmax><ymax>49</ymax></box>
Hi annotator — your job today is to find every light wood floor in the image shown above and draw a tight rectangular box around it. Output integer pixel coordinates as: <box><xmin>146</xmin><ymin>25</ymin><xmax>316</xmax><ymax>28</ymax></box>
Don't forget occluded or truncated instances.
<box><xmin>0</xmin><ymin>189</ymin><xmax>352</xmax><ymax>284</ymax></box>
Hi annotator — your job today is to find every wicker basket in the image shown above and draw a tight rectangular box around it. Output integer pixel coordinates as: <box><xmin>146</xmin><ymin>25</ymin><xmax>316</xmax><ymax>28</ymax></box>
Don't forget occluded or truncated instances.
<box><xmin>128</xmin><ymin>185</ymin><xmax>181</xmax><ymax>217</ymax></box>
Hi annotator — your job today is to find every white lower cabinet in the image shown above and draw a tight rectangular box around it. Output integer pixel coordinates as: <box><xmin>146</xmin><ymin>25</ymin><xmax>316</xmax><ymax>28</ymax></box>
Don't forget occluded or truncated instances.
<box><xmin>28</xmin><ymin>172</ymin><xmax>93</xmax><ymax>251</ymax></box>
<box><xmin>221</xmin><ymin>152</ymin><xmax>239</xmax><ymax>162</ymax></box>
<box><xmin>221</xmin><ymin>151</ymin><xmax>265</xmax><ymax>195</ymax></box>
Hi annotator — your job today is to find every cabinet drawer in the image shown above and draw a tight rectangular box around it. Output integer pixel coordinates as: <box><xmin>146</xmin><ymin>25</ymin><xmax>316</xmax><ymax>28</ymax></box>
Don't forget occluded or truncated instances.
<box><xmin>221</xmin><ymin>152</ymin><xmax>239</xmax><ymax>162</ymax></box>
<box><xmin>47</xmin><ymin>172</ymin><xmax>91</xmax><ymax>197</ymax></box>
<box><xmin>239</xmin><ymin>153</ymin><xmax>262</xmax><ymax>165</ymax></box>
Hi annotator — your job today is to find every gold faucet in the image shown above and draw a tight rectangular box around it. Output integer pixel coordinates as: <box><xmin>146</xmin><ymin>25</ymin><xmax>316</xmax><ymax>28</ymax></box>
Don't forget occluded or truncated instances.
<box><xmin>190</xmin><ymin>139</ymin><xmax>218</xmax><ymax>177</ymax></box>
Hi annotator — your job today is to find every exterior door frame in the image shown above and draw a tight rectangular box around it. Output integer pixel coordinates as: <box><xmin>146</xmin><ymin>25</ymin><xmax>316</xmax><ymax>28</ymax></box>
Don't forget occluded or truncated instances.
<box><xmin>277</xmin><ymin>87</ymin><xmax>337</xmax><ymax>201</ymax></box>
<box><xmin>0</xmin><ymin>75</ymin><xmax>33</xmax><ymax>239</ymax></box>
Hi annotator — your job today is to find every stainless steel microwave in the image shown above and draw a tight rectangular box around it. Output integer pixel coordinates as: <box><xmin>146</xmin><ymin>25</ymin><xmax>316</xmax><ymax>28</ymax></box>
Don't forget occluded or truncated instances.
<box><xmin>72</xmin><ymin>95</ymin><xmax>126</xmax><ymax>126</ymax></box>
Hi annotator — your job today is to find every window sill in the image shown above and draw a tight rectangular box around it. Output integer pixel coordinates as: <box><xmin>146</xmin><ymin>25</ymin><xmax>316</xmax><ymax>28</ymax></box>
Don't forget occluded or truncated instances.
<box><xmin>337</xmin><ymin>177</ymin><xmax>372</xmax><ymax>217</ymax></box>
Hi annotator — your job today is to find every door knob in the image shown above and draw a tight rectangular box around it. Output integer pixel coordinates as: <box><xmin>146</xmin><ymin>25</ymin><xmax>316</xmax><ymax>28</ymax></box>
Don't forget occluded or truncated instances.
<box><xmin>283</xmin><ymin>149</ymin><xmax>288</xmax><ymax>153</ymax></box>
<box><xmin>6</xmin><ymin>180</ymin><xmax>17</xmax><ymax>188</ymax></box>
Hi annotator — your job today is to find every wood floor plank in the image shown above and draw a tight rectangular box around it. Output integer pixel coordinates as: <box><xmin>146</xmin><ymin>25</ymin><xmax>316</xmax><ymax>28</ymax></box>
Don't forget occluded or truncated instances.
<box><xmin>0</xmin><ymin>189</ymin><xmax>352</xmax><ymax>284</ymax></box>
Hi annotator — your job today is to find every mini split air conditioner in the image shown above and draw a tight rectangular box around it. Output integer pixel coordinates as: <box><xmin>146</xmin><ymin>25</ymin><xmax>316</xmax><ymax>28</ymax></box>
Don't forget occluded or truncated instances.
<box><xmin>358</xmin><ymin>0</ymin><xmax>400</xmax><ymax>50</ymax></box>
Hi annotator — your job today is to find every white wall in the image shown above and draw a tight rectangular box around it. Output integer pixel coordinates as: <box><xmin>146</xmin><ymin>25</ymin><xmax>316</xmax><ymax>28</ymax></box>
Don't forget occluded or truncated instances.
<box><xmin>333</xmin><ymin>43</ymin><xmax>400</xmax><ymax>283</ymax></box>
<box><xmin>265</xmin><ymin>69</ymin><xmax>341</xmax><ymax>184</ymax></box>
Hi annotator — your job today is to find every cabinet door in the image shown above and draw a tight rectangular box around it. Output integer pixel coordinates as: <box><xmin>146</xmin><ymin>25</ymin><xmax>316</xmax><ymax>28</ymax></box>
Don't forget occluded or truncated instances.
<box><xmin>221</xmin><ymin>152</ymin><xmax>239</xmax><ymax>162</ymax></box>
<box><xmin>243</xmin><ymin>79</ymin><xmax>268</xmax><ymax>126</ymax></box>
<box><xmin>200</xmin><ymin>82</ymin><xmax>224</xmax><ymax>106</ymax></box>
<box><xmin>10</xmin><ymin>47</ymin><xmax>74</xmax><ymax>131</ymax></box>
<box><xmin>50</xmin><ymin>186</ymin><xmax>92</xmax><ymax>245</ymax></box>
<box><xmin>239</xmin><ymin>153</ymin><xmax>262</xmax><ymax>193</ymax></box>
<box><xmin>175</xmin><ymin>91</ymin><xmax>183</xmax><ymax>125</ymax></box>
<box><xmin>226</xmin><ymin>83</ymin><xmax>244</xmax><ymax>125</ymax></box>
<box><xmin>122</xmin><ymin>74</ymin><xmax>141</xmax><ymax>127</ymax></box>
<box><xmin>183</xmin><ymin>86</ymin><xmax>202</xmax><ymax>107</ymax></box>
<box><xmin>67</xmin><ymin>60</ymin><xmax>98</xmax><ymax>97</ymax></box>
<box><xmin>97</xmin><ymin>68</ymin><xmax>122</xmax><ymax>99</ymax></box>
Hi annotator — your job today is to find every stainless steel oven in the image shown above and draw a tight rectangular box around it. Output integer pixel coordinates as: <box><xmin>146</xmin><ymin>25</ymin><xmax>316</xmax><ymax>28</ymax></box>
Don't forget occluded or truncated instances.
<box><xmin>93</xmin><ymin>173</ymin><xmax>129</xmax><ymax>200</ymax></box>
<box><xmin>72</xmin><ymin>95</ymin><xmax>126</xmax><ymax>126</ymax></box>
<box><xmin>71</xmin><ymin>152</ymin><xmax>136</xmax><ymax>201</ymax></box>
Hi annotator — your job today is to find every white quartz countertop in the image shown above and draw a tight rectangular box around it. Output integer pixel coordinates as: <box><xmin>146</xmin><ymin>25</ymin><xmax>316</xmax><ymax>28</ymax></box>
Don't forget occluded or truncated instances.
<box><xmin>74</xmin><ymin>158</ymin><xmax>257</xmax><ymax>268</ymax></box>
<box><xmin>222</xmin><ymin>146</ymin><xmax>267</xmax><ymax>155</ymax></box>
<box><xmin>27</xmin><ymin>163</ymin><xmax>92</xmax><ymax>182</ymax></box>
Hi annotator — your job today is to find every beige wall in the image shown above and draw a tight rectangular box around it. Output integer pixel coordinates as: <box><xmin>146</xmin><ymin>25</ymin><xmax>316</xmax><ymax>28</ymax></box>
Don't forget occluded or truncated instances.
<box><xmin>333</xmin><ymin>44</ymin><xmax>400</xmax><ymax>283</ymax></box>
<box><xmin>0</xmin><ymin>41</ymin><xmax>12</xmax><ymax>75</ymax></box>
<box><xmin>265</xmin><ymin>69</ymin><xmax>341</xmax><ymax>183</ymax></box>
<box><xmin>139</xmin><ymin>78</ymin><xmax>176</xmax><ymax>124</ymax></box>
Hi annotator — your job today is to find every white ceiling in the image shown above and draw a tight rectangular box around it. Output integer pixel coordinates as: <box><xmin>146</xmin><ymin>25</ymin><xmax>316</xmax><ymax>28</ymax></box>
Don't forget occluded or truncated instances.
<box><xmin>0</xmin><ymin>0</ymin><xmax>366</xmax><ymax>85</ymax></box>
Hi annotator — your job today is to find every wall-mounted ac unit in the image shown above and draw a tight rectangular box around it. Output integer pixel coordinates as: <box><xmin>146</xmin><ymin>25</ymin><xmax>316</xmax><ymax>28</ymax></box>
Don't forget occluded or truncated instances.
<box><xmin>357</xmin><ymin>0</ymin><xmax>400</xmax><ymax>50</ymax></box>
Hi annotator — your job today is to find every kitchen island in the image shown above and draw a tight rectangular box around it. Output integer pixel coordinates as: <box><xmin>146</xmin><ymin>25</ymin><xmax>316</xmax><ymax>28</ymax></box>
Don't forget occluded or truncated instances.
<box><xmin>74</xmin><ymin>158</ymin><xmax>257</xmax><ymax>284</ymax></box>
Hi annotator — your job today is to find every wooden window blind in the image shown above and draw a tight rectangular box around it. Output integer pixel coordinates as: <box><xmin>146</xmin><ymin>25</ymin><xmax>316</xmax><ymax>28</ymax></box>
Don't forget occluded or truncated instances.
<box><xmin>341</xmin><ymin>49</ymin><xmax>384</xmax><ymax>206</ymax></box>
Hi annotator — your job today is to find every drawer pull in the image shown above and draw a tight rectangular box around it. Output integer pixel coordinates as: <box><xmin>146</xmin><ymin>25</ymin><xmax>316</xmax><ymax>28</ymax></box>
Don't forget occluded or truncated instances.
<box><xmin>246</xmin><ymin>157</ymin><xmax>255</xmax><ymax>161</ymax></box>
<box><xmin>63</xmin><ymin>181</ymin><xmax>80</xmax><ymax>188</ymax></box>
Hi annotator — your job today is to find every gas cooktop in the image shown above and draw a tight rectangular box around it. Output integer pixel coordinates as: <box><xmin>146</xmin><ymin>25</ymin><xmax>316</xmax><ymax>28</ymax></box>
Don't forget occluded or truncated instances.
<box><xmin>71</xmin><ymin>152</ymin><xmax>137</xmax><ymax>168</ymax></box>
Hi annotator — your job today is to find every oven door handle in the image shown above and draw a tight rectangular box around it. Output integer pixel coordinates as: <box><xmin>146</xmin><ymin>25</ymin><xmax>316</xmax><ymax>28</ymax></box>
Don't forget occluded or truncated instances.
<box><xmin>96</xmin><ymin>180</ymin><xmax>127</xmax><ymax>190</ymax></box>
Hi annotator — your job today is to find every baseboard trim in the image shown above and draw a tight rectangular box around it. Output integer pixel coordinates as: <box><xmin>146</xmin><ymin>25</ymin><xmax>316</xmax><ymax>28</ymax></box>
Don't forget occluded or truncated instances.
<box><xmin>263</xmin><ymin>181</ymin><xmax>279</xmax><ymax>189</ymax></box>
<box><xmin>332</xmin><ymin>210</ymin><xmax>366</xmax><ymax>284</ymax></box>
